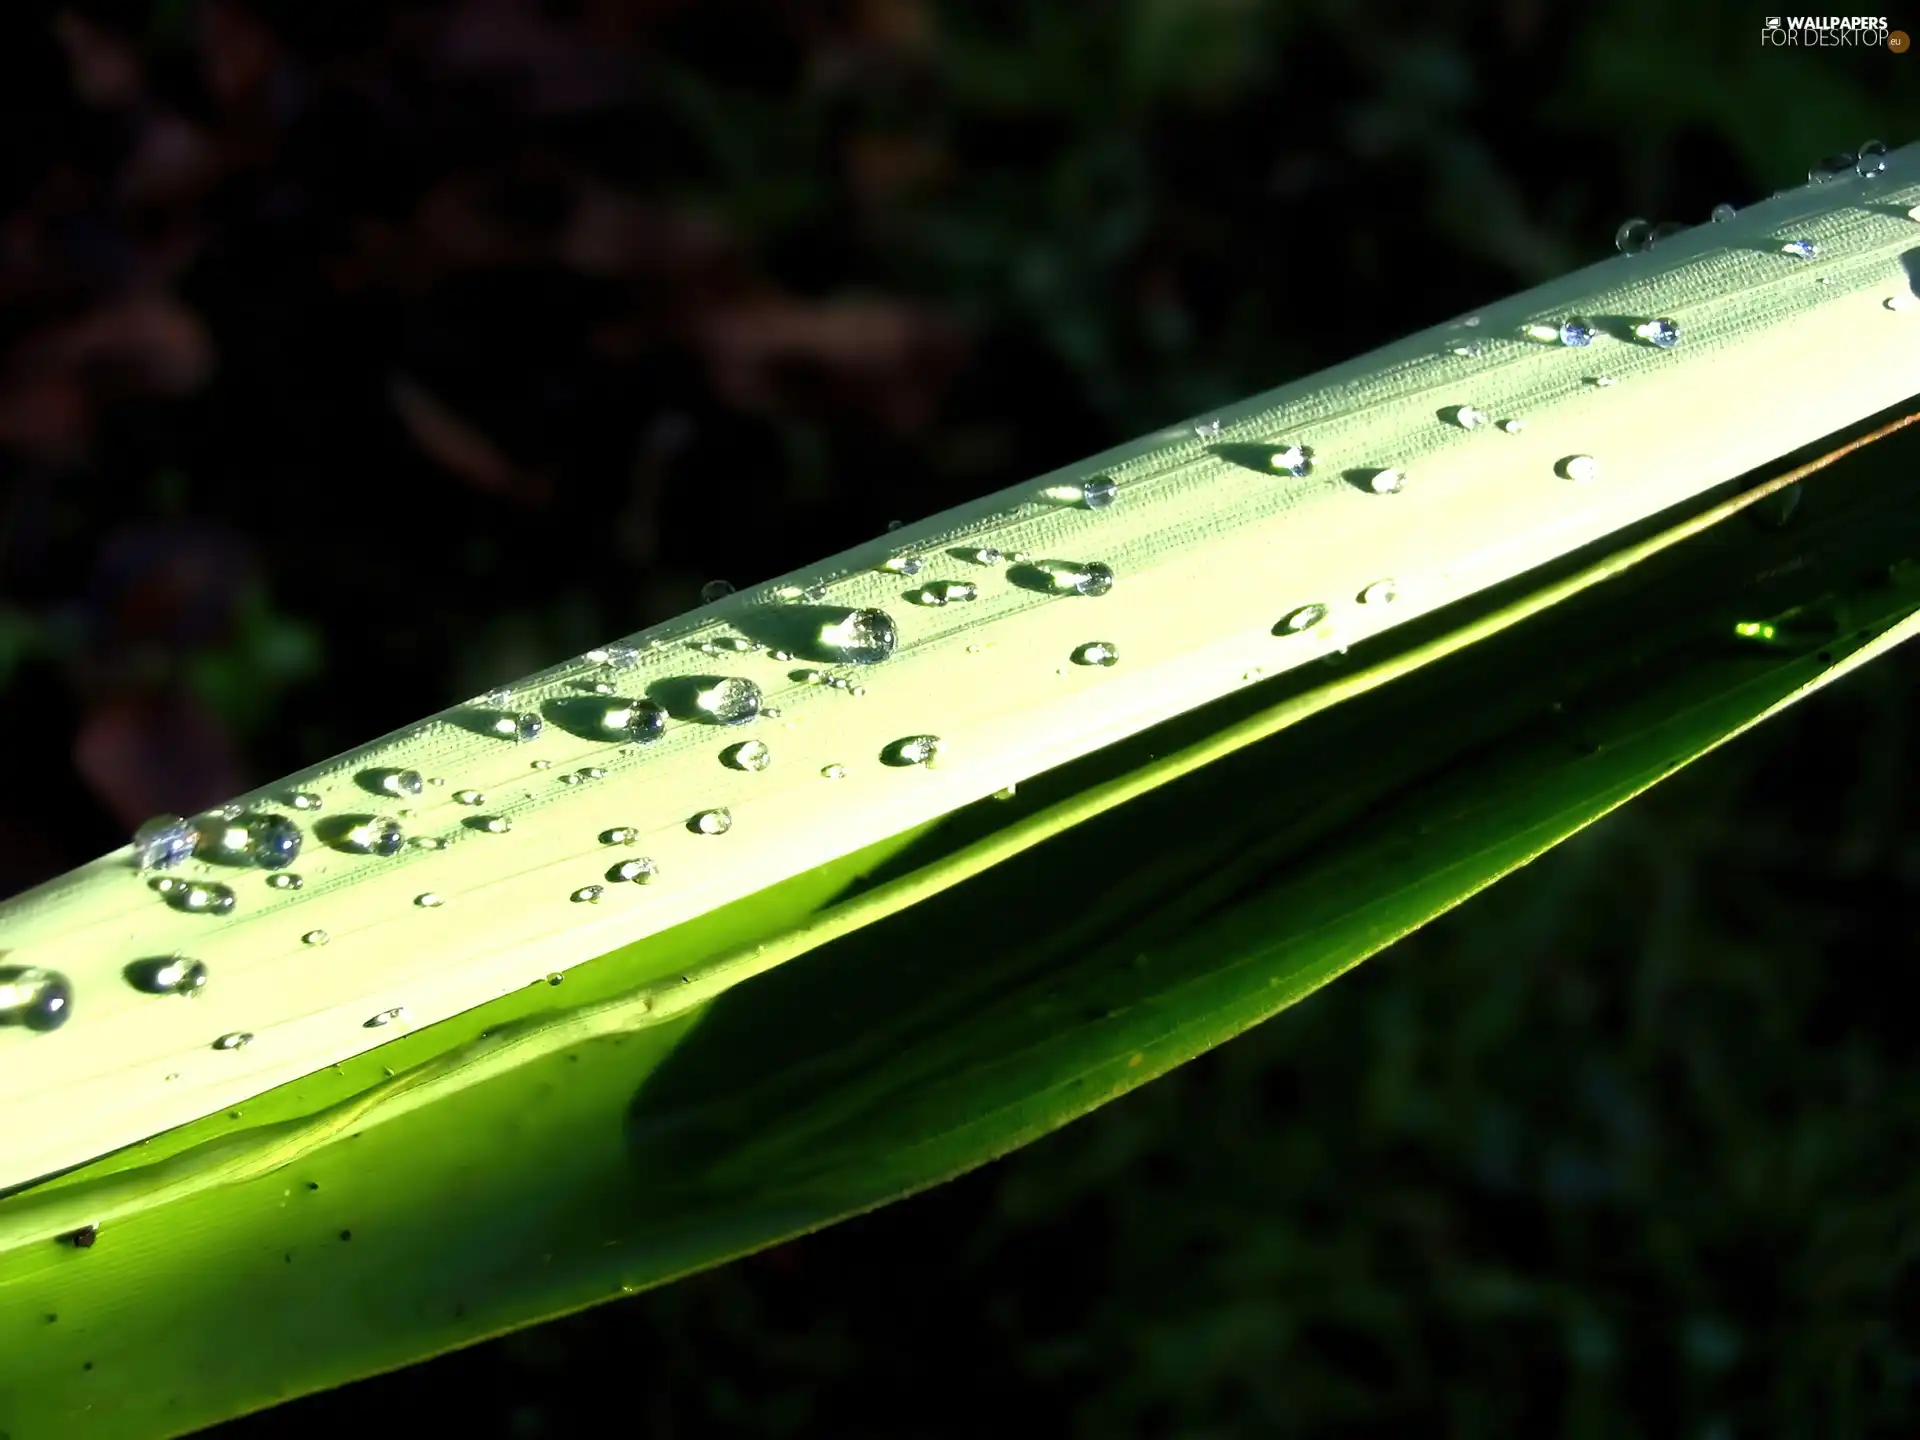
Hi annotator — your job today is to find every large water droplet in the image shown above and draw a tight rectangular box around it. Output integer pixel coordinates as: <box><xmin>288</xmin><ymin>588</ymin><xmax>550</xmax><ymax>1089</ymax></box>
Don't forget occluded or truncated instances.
<box><xmin>1634</xmin><ymin>317</ymin><xmax>1681</xmax><ymax>349</ymax></box>
<box><xmin>600</xmin><ymin>826</ymin><xmax>639</xmax><ymax>845</ymax></box>
<box><xmin>879</xmin><ymin>555</ymin><xmax>925</xmax><ymax>576</ymax></box>
<box><xmin>0</xmin><ymin>966</ymin><xmax>73</xmax><ymax>1031</ymax></box>
<box><xmin>453</xmin><ymin>788</ymin><xmax>486</xmax><ymax>806</ymax></box>
<box><xmin>722</xmin><ymin>739</ymin><xmax>772</xmax><ymax>771</ymax></box>
<box><xmin>607</xmin><ymin>857</ymin><xmax>658</xmax><ymax>883</ymax></box>
<box><xmin>1808</xmin><ymin>151</ymin><xmax>1858</xmax><ymax>184</ymax></box>
<box><xmin>247</xmin><ymin>814</ymin><xmax>302</xmax><ymax>870</ymax></box>
<box><xmin>126</xmin><ymin>956</ymin><xmax>209</xmax><ymax>997</ymax></box>
<box><xmin>1710</xmin><ymin>201</ymin><xmax>1737</xmax><ymax>223</ymax></box>
<box><xmin>571</xmin><ymin>885</ymin><xmax>605</xmax><ymax>904</ymax></box>
<box><xmin>1276</xmin><ymin>604</ymin><xmax>1329</xmax><ymax>634</ymax></box>
<box><xmin>302</xmin><ymin>929</ymin><xmax>330</xmax><ymax>946</ymax></box>
<box><xmin>693</xmin><ymin>677</ymin><xmax>762</xmax><ymax>725</ymax></box>
<box><xmin>882</xmin><ymin>735</ymin><xmax>942</xmax><ymax>767</ymax></box>
<box><xmin>689</xmin><ymin>808</ymin><xmax>733</xmax><ymax>835</ymax></box>
<box><xmin>1780</xmin><ymin>239</ymin><xmax>1819</xmax><ymax>260</ymax></box>
<box><xmin>212</xmin><ymin>1030</ymin><xmax>253</xmax><ymax>1051</ymax></box>
<box><xmin>1361</xmin><ymin>468</ymin><xmax>1404</xmax><ymax>495</ymax></box>
<box><xmin>1449</xmin><ymin>405</ymin><xmax>1487</xmax><ymax>429</ymax></box>
<box><xmin>1269</xmin><ymin>444</ymin><xmax>1309</xmax><ymax>475</ymax></box>
<box><xmin>612</xmin><ymin>699</ymin><xmax>667</xmax><ymax>744</ymax></box>
<box><xmin>374</xmin><ymin>769</ymin><xmax>424</xmax><ymax>798</ymax></box>
<box><xmin>414</xmin><ymin>892</ymin><xmax>444</xmax><ymax>908</ymax></box>
<box><xmin>1557</xmin><ymin>318</ymin><xmax>1596</xmax><ymax>347</ymax></box>
<box><xmin>1614</xmin><ymin>218</ymin><xmax>1653</xmax><ymax>254</ymax></box>
<box><xmin>343</xmin><ymin>817</ymin><xmax>405</xmax><ymax>855</ymax></box>
<box><xmin>133</xmin><ymin>815</ymin><xmax>198</xmax><ymax>872</ymax></box>
<box><xmin>1557</xmin><ymin>454</ymin><xmax>1600</xmax><ymax>482</ymax></box>
<box><xmin>1357</xmin><ymin>579</ymin><xmax>1399</xmax><ymax>605</ymax></box>
<box><xmin>1071</xmin><ymin>642</ymin><xmax>1119</xmax><ymax>667</ymax></box>
<box><xmin>1080</xmin><ymin>477</ymin><xmax>1117</xmax><ymax>508</ymax></box>
<box><xmin>700</xmin><ymin>580</ymin><xmax>736</xmax><ymax>603</ymax></box>
<box><xmin>818</xmin><ymin>608</ymin><xmax>898</xmax><ymax>664</ymax></box>
<box><xmin>1856</xmin><ymin>140</ymin><xmax>1889</xmax><ymax>178</ymax></box>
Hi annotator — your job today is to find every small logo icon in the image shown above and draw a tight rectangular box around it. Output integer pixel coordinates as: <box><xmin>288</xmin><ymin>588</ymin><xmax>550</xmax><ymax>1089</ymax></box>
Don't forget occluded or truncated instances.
<box><xmin>1890</xmin><ymin>27</ymin><xmax>1911</xmax><ymax>50</ymax></box>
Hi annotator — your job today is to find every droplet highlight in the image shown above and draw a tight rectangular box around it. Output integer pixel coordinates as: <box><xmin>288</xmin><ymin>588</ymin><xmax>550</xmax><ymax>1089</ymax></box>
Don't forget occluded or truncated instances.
<box><xmin>0</xmin><ymin>966</ymin><xmax>73</xmax><ymax>1031</ymax></box>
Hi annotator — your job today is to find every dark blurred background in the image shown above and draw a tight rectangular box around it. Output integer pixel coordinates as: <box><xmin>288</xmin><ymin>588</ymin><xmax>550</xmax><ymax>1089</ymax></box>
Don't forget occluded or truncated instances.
<box><xmin>2</xmin><ymin>1</ymin><xmax>1916</xmax><ymax>1435</ymax></box>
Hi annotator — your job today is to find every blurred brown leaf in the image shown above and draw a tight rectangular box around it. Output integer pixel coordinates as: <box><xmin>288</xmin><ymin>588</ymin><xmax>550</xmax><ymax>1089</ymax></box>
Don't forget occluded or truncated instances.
<box><xmin>73</xmin><ymin>689</ymin><xmax>249</xmax><ymax>831</ymax></box>
<box><xmin>389</xmin><ymin>372</ymin><xmax>555</xmax><ymax>503</ymax></box>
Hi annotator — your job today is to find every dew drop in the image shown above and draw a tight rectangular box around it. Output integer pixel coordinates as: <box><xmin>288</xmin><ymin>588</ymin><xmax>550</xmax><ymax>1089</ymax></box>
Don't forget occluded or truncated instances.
<box><xmin>1808</xmin><ymin>151</ymin><xmax>1858</xmax><ymax>184</ymax></box>
<box><xmin>477</xmin><ymin>816</ymin><xmax>512</xmax><ymax>834</ymax></box>
<box><xmin>560</xmin><ymin>773</ymin><xmax>584</xmax><ymax>786</ymax></box>
<box><xmin>377</xmin><ymin>769</ymin><xmax>425</xmax><ymax>798</ymax></box>
<box><xmin>1587</xmin><ymin>375</ymin><xmax>1617</xmax><ymax>388</ymax></box>
<box><xmin>608</xmin><ymin>858</ymin><xmax>658</xmax><ymax>884</ymax></box>
<box><xmin>410</xmin><ymin>836</ymin><xmax>446</xmax><ymax>851</ymax></box>
<box><xmin>1358</xmin><ymin>579</ymin><xmax>1399</xmax><ymax>605</ymax></box>
<box><xmin>699</xmin><ymin>580</ymin><xmax>736</xmax><ymax>603</ymax></box>
<box><xmin>1710</xmin><ymin>201</ymin><xmax>1737</xmax><ymax>223</ymax></box>
<box><xmin>818</xmin><ymin>608</ymin><xmax>898</xmax><ymax>664</ymax></box>
<box><xmin>213</xmin><ymin>1031</ymin><xmax>253</xmax><ymax>1051</ymax></box>
<box><xmin>133</xmin><ymin>815</ymin><xmax>198</xmax><ymax>872</ymax></box>
<box><xmin>1557</xmin><ymin>454</ymin><xmax>1600</xmax><ymax>482</ymax></box>
<box><xmin>1447</xmin><ymin>343</ymin><xmax>1484</xmax><ymax>358</ymax></box>
<box><xmin>344</xmin><ymin>818</ymin><xmax>405</xmax><ymax>856</ymax></box>
<box><xmin>483</xmin><ymin>686</ymin><xmax>513</xmax><ymax>708</ymax></box>
<box><xmin>1362</xmin><ymin>468</ymin><xmax>1404</xmax><ymax>495</ymax></box>
<box><xmin>722</xmin><ymin>739</ymin><xmax>772</xmax><ymax>772</ymax></box>
<box><xmin>571</xmin><ymin>885</ymin><xmax>605</xmax><ymax>904</ymax></box>
<box><xmin>127</xmin><ymin>956</ymin><xmax>208</xmax><ymax>997</ymax></box>
<box><xmin>1780</xmin><ymin>239</ymin><xmax>1819</xmax><ymax>260</ymax></box>
<box><xmin>1080</xmin><ymin>477</ymin><xmax>1117</xmax><ymax>508</ymax></box>
<box><xmin>453</xmin><ymin>789</ymin><xmax>486</xmax><ymax>806</ymax></box>
<box><xmin>911</xmin><ymin>581</ymin><xmax>976</xmax><ymax>605</ymax></box>
<box><xmin>366</xmin><ymin>1007</ymin><xmax>408</xmax><ymax>1027</ymax></box>
<box><xmin>1071</xmin><ymin>642</ymin><xmax>1119</xmax><ymax>667</ymax></box>
<box><xmin>1277</xmin><ymin>603</ymin><xmax>1329</xmax><ymax>634</ymax></box>
<box><xmin>879</xmin><ymin>555</ymin><xmax>925</xmax><ymax>576</ymax></box>
<box><xmin>600</xmin><ymin>826</ymin><xmax>639</xmax><ymax>845</ymax></box>
<box><xmin>693</xmin><ymin>677</ymin><xmax>762</xmax><ymax>725</ymax></box>
<box><xmin>1557</xmin><ymin>317</ymin><xmax>1596</xmax><ymax>347</ymax></box>
<box><xmin>0</xmin><ymin>966</ymin><xmax>73</xmax><ymax>1031</ymax></box>
<box><xmin>1498</xmin><ymin>418</ymin><xmax>1524</xmax><ymax>434</ymax></box>
<box><xmin>514</xmin><ymin>713</ymin><xmax>542</xmax><ymax>743</ymax></box>
<box><xmin>266</xmin><ymin>872</ymin><xmax>302</xmax><ymax>890</ymax></box>
<box><xmin>303</xmin><ymin>929</ymin><xmax>329</xmax><ymax>946</ymax></box>
<box><xmin>1268</xmin><ymin>444</ymin><xmax>1308</xmax><ymax>475</ymax></box>
<box><xmin>1857</xmin><ymin>140</ymin><xmax>1889</xmax><ymax>179</ymax></box>
<box><xmin>689</xmin><ymin>808</ymin><xmax>733</xmax><ymax>835</ymax></box>
<box><xmin>820</xmin><ymin>763</ymin><xmax>848</xmax><ymax>780</ymax></box>
<box><xmin>1634</xmin><ymin>317</ymin><xmax>1681</xmax><ymax>349</ymax></box>
<box><xmin>613</xmin><ymin>698</ymin><xmax>668</xmax><ymax>744</ymax></box>
<box><xmin>1194</xmin><ymin>419</ymin><xmax>1222</xmax><ymax>439</ymax></box>
<box><xmin>159</xmin><ymin>879</ymin><xmax>237</xmax><ymax>916</ymax></box>
<box><xmin>414</xmin><ymin>892</ymin><xmax>443</xmax><ymax>908</ymax></box>
<box><xmin>1451</xmin><ymin>405</ymin><xmax>1487</xmax><ymax>429</ymax></box>
<box><xmin>965</xmin><ymin>547</ymin><xmax>1003</xmax><ymax>566</ymax></box>
<box><xmin>1614</xmin><ymin>218</ymin><xmax>1653</xmax><ymax>254</ymax></box>
<box><xmin>289</xmin><ymin>791</ymin><xmax>322</xmax><ymax>811</ymax></box>
<box><xmin>530</xmin><ymin>759</ymin><xmax>553</xmax><ymax>770</ymax></box>
<box><xmin>1033</xmin><ymin>560</ymin><xmax>1115</xmax><ymax>596</ymax></box>
<box><xmin>882</xmin><ymin>735</ymin><xmax>942</xmax><ymax>767</ymax></box>
<box><xmin>1887</xmin><ymin>294</ymin><xmax>1916</xmax><ymax>312</ymax></box>
<box><xmin>247</xmin><ymin>814</ymin><xmax>303</xmax><ymax>870</ymax></box>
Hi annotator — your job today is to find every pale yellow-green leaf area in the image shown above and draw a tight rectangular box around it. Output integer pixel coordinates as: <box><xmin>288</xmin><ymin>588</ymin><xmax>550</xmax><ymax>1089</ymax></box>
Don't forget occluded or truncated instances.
<box><xmin>3</xmin><ymin>148</ymin><xmax>1918</xmax><ymax>1193</ymax></box>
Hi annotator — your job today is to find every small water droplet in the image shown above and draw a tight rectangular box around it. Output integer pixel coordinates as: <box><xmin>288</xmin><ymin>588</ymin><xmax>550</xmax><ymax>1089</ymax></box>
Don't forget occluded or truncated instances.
<box><xmin>1080</xmin><ymin>477</ymin><xmax>1117</xmax><ymax>508</ymax></box>
<box><xmin>1194</xmin><ymin>419</ymin><xmax>1222</xmax><ymax>439</ymax></box>
<box><xmin>1447</xmin><ymin>342</ymin><xmax>1485</xmax><ymax>358</ymax></box>
<box><xmin>133</xmin><ymin>815</ymin><xmax>198</xmax><ymax>872</ymax></box>
<box><xmin>1614</xmin><ymin>218</ymin><xmax>1654</xmax><ymax>254</ymax></box>
<box><xmin>817</xmin><ymin>608</ymin><xmax>898</xmax><ymax>664</ymax></box>
<box><xmin>688</xmin><ymin>808</ymin><xmax>733</xmax><ymax>835</ymax></box>
<box><xmin>700</xmin><ymin>580</ymin><xmax>736</xmax><ymax>603</ymax></box>
<box><xmin>377</xmin><ymin>769</ymin><xmax>425</xmax><ymax>797</ymax></box>
<box><xmin>722</xmin><ymin>739</ymin><xmax>772</xmax><ymax>771</ymax></box>
<box><xmin>531</xmin><ymin>759</ymin><xmax>553</xmax><ymax>770</ymax></box>
<box><xmin>693</xmin><ymin>677</ymin><xmax>762</xmax><ymax>725</ymax></box>
<box><xmin>882</xmin><ymin>735</ymin><xmax>942</xmax><ymax>767</ymax></box>
<box><xmin>1557</xmin><ymin>454</ymin><xmax>1600</xmax><ymax>482</ymax></box>
<box><xmin>1268</xmin><ymin>444</ymin><xmax>1309</xmax><ymax>475</ymax></box>
<box><xmin>964</xmin><ymin>547</ymin><xmax>1003</xmax><ymax>566</ymax></box>
<box><xmin>1887</xmin><ymin>294</ymin><xmax>1916</xmax><ymax>312</ymax></box>
<box><xmin>1070</xmin><ymin>641</ymin><xmax>1119</xmax><ymax>667</ymax></box>
<box><xmin>1634</xmin><ymin>317</ymin><xmax>1681</xmax><ymax>348</ymax></box>
<box><xmin>410</xmin><ymin>835</ymin><xmax>446</xmax><ymax>851</ymax></box>
<box><xmin>158</xmin><ymin>879</ymin><xmax>237</xmax><ymax>916</ymax></box>
<box><xmin>608</xmin><ymin>858</ymin><xmax>658</xmax><ymax>884</ymax></box>
<box><xmin>127</xmin><ymin>956</ymin><xmax>209</xmax><ymax>996</ymax></box>
<box><xmin>885</xmin><ymin>519</ymin><xmax>905</xmax><ymax>532</ymax></box>
<box><xmin>483</xmin><ymin>686</ymin><xmax>513</xmax><ymax>708</ymax></box>
<box><xmin>476</xmin><ymin>816</ymin><xmax>512</xmax><ymax>834</ymax></box>
<box><xmin>1557</xmin><ymin>317</ymin><xmax>1596</xmax><ymax>347</ymax></box>
<box><xmin>213</xmin><ymin>1031</ymin><xmax>253</xmax><ymax>1051</ymax></box>
<box><xmin>879</xmin><ymin>555</ymin><xmax>925</xmax><ymax>575</ymax></box>
<box><xmin>600</xmin><ymin>826</ymin><xmax>639</xmax><ymax>845</ymax></box>
<box><xmin>560</xmin><ymin>773</ymin><xmax>584</xmax><ymax>786</ymax></box>
<box><xmin>289</xmin><ymin>791</ymin><xmax>322</xmax><ymax>811</ymax></box>
<box><xmin>303</xmin><ymin>929</ymin><xmax>329</xmax><ymax>946</ymax></box>
<box><xmin>1277</xmin><ymin>603</ymin><xmax>1329</xmax><ymax>634</ymax></box>
<box><xmin>1032</xmin><ymin>560</ymin><xmax>1115</xmax><ymax>596</ymax></box>
<box><xmin>0</xmin><ymin>966</ymin><xmax>74</xmax><ymax>1031</ymax></box>
<box><xmin>1362</xmin><ymin>468</ymin><xmax>1404</xmax><ymax>495</ymax></box>
<box><xmin>1498</xmin><ymin>418</ymin><xmax>1524</xmax><ymax>434</ymax></box>
<box><xmin>247</xmin><ymin>814</ymin><xmax>302</xmax><ymax>870</ymax></box>
<box><xmin>1780</xmin><ymin>239</ymin><xmax>1819</xmax><ymax>260</ymax></box>
<box><xmin>992</xmin><ymin>784</ymin><xmax>1018</xmax><ymax>800</ymax></box>
<box><xmin>453</xmin><ymin>789</ymin><xmax>486</xmax><ymax>806</ymax></box>
<box><xmin>266</xmin><ymin>872</ymin><xmax>302</xmax><ymax>890</ymax></box>
<box><xmin>911</xmin><ymin>581</ymin><xmax>977</xmax><ymax>605</ymax></box>
<box><xmin>1358</xmin><ymin>578</ymin><xmax>1398</xmax><ymax>605</ymax></box>
<box><xmin>414</xmin><ymin>892</ymin><xmax>443</xmax><ymax>908</ymax></box>
<box><xmin>1451</xmin><ymin>405</ymin><xmax>1487</xmax><ymax>429</ymax></box>
<box><xmin>820</xmin><ymin>764</ymin><xmax>847</xmax><ymax>780</ymax></box>
<box><xmin>1587</xmin><ymin>375</ymin><xmax>1618</xmax><ymax>387</ymax></box>
<box><xmin>571</xmin><ymin>885</ymin><xmax>605</xmax><ymax>904</ymax></box>
<box><xmin>1808</xmin><ymin>151</ymin><xmax>1858</xmax><ymax>185</ymax></box>
<box><xmin>365</xmin><ymin>1007</ymin><xmax>408</xmax><ymax>1028</ymax></box>
<box><xmin>344</xmin><ymin>818</ymin><xmax>405</xmax><ymax>855</ymax></box>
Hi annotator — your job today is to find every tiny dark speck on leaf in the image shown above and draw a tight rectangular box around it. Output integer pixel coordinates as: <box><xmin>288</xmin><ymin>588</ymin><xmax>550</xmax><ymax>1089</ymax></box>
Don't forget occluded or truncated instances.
<box><xmin>306</xmin><ymin>1180</ymin><xmax>320</xmax><ymax>1190</ymax></box>
<box><xmin>65</xmin><ymin>1225</ymin><xmax>98</xmax><ymax>1249</ymax></box>
<box><xmin>82</xmin><ymin>1362</ymin><xmax>93</xmax><ymax>1372</ymax></box>
<box><xmin>339</xmin><ymin>1229</ymin><xmax>353</xmax><ymax>1241</ymax></box>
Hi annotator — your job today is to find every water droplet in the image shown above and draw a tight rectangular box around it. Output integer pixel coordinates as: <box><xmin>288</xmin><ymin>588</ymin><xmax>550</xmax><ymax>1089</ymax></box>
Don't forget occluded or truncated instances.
<box><xmin>1269</xmin><ymin>444</ymin><xmax>1308</xmax><ymax>475</ymax></box>
<box><xmin>247</xmin><ymin>814</ymin><xmax>302</xmax><ymax>870</ymax></box>
<box><xmin>1080</xmin><ymin>477</ymin><xmax>1117</xmax><ymax>508</ymax></box>
<box><xmin>821</xmin><ymin>764</ymin><xmax>847</xmax><ymax>780</ymax></box>
<box><xmin>414</xmin><ymin>892</ymin><xmax>443</xmax><ymax>908</ymax></box>
<box><xmin>608</xmin><ymin>698</ymin><xmax>667</xmax><ymax>744</ymax></box>
<box><xmin>1557</xmin><ymin>454</ymin><xmax>1600</xmax><ymax>482</ymax></box>
<box><xmin>722</xmin><ymin>739</ymin><xmax>772</xmax><ymax>771</ymax></box>
<box><xmin>591</xmin><ymin>642</ymin><xmax>641</xmax><ymax>669</ymax></box>
<box><xmin>879</xmin><ymin>555</ymin><xmax>924</xmax><ymax>576</ymax></box>
<box><xmin>157</xmin><ymin>879</ymin><xmax>237</xmax><ymax>916</ymax></box>
<box><xmin>817</xmin><ymin>608</ymin><xmax>899</xmax><ymax>664</ymax></box>
<box><xmin>910</xmin><ymin>581</ymin><xmax>977</xmax><ymax>605</ymax></box>
<box><xmin>1634</xmin><ymin>317</ymin><xmax>1681</xmax><ymax>348</ymax></box>
<box><xmin>600</xmin><ymin>826</ymin><xmax>639</xmax><ymax>844</ymax></box>
<box><xmin>0</xmin><ymin>966</ymin><xmax>73</xmax><ymax>1031</ymax></box>
<box><xmin>1558</xmin><ymin>317</ymin><xmax>1596</xmax><ymax>347</ymax></box>
<box><xmin>476</xmin><ymin>816</ymin><xmax>512</xmax><ymax>834</ymax></box>
<box><xmin>514</xmin><ymin>713</ymin><xmax>542</xmax><ymax>743</ymax></box>
<box><xmin>965</xmin><ymin>547</ymin><xmax>1003</xmax><ymax>566</ymax></box>
<box><xmin>560</xmin><ymin>773</ymin><xmax>583</xmax><ymax>786</ymax></box>
<box><xmin>571</xmin><ymin>885</ymin><xmax>605</xmax><ymax>904</ymax></box>
<box><xmin>212</xmin><ymin>1031</ymin><xmax>253</xmax><ymax>1051</ymax></box>
<box><xmin>1277</xmin><ymin>603</ymin><xmax>1329</xmax><ymax>634</ymax></box>
<box><xmin>289</xmin><ymin>791</ymin><xmax>322</xmax><ymax>811</ymax></box>
<box><xmin>1033</xmin><ymin>560</ymin><xmax>1115</xmax><ymax>596</ymax></box>
<box><xmin>1587</xmin><ymin>375</ymin><xmax>1618</xmax><ymax>387</ymax></box>
<box><xmin>1071</xmin><ymin>642</ymin><xmax>1119</xmax><ymax>667</ymax></box>
<box><xmin>608</xmin><ymin>858</ymin><xmax>658</xmax><ymax>884</ymax></box>
<box><xmin>377</xmin><ymin>769</ymin><xmax>424</xmax><ymax>798</ymax></box>
<box><xmin>1887</xmin><ymin>294</ymin><xmax>1916</xmax><ymax>312</ymax></box>
<box><xmin>365</xmin><ymin>1007</ymin><xmax>409</xmax><ymax>1028</ymax></box>
<box><xmin>266</xmin><ymin>872</ymin><xmax>302</xmax><ymax>890</ymax></box>
<box><xmin>1358</xmin><ymin>578</ymin><xmax>1398</xmax><ymax>605</ymax></box>
<box><xmin>885</xmin><ymin>519</ymin><xmax>905</xmax><ymax>531</ymax></box>
<box><xmin>1856</xmin><ymin>140</ymin><xmax>1889</xmax><ymax>179</ymax></box>
<box><xmin>700</xmin><ymin>580</ymin><xmax>736</xmax><ymax>603</ymax></box>
<box><xmin>1614</xmin><ymin>218</ymin><xmax>1654</xmax><ymax>254</ymax></box>
<box><xmin>1194</xmin><ymin>419</ymin><xmax>1222</xmax><ymax>439</ymax></box>
<box><xmin>688</xmin><ymin>808</ymin><xmax>733</xmax><ymax>835</ymax></box>
<box><xmin>409</xmin><ymin>836</ymin><xmax>446</xmax><ymax>851</ymax></box>
<box><xmin>1362</xmin><ymin>468</ymin><xmax>1404</xmax><ymax>495</ymax></box>
<box><xmin>483</xmin><ymin>686</ymin><xmax>513</xmax><ymax>708</ymax></box>
<box><xmin>133</xmin><ymin>815</ymin><xmax>198</xmax><ymax>872</ymax></box>
<box><xmin>693</xmin><ymin>677</ymin><xmax>762</xmax><ymax>725</ymax></box>
<box><xmin>1710</xmin><ymin>201</ymin><xmax>1737</xmax><ymax>223</ymax></box>
<box><xmin>303</xmin><ymin>929</ymin><xmax>329</xmax><ymax>945</ymax></box>
<box><xmin>453</xmin><ymin>789</ymin><xmax>485</xmax><ymax>806</ymax></box>
<box><xmin>126</xmin><ymin>956</ymin><xmax>209</xmax><ymax>996</ymax></box>
<box><xmin>1451</xmin><ymin>405</ymin><xmax>1486</xmax><ymax>429</ymax></box>
<box><xmin>882</xmin><ymin>735</ymin><xmax>942</xmax><ymax>767</ymax></box>
<box><xmin>344</xmin><ymin>818</ymin><xmax>405</xmax><ymax>856</ymax></box>
<box><xmin>1808</xmin><ymin>151</ymin><xmax>1858</xmax><ymax>184</ymax></box>
<box><xmin>1447</xmin><ymin>343</ymin><xmax>1484</xmax><ymax>358</ymax></box>
<box><xmin>1498</xmin><ymin>418</ymin><xmax>1524</xmax><ymax>434</ymax></box>
<box><xmin>1780</xmin><ymin>239</ymin><xmax>1819</xmax><ymax>260</ymax></box>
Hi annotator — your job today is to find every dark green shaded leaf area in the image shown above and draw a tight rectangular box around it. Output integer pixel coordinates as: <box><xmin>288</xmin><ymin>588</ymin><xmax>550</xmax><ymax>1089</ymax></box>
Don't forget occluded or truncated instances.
<box><xmin>7</xmin><ymin>413</ymin><xmax>1919</xmax><ymax>1438</ymax></box>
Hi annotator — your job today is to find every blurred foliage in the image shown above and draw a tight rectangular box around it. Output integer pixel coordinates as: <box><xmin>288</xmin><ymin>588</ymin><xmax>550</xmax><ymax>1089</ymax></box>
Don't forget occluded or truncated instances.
<box><xmin>0</xmin><ymin>0</ymin><xmax>1914</xmax><ymax>1434</ymax></box>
